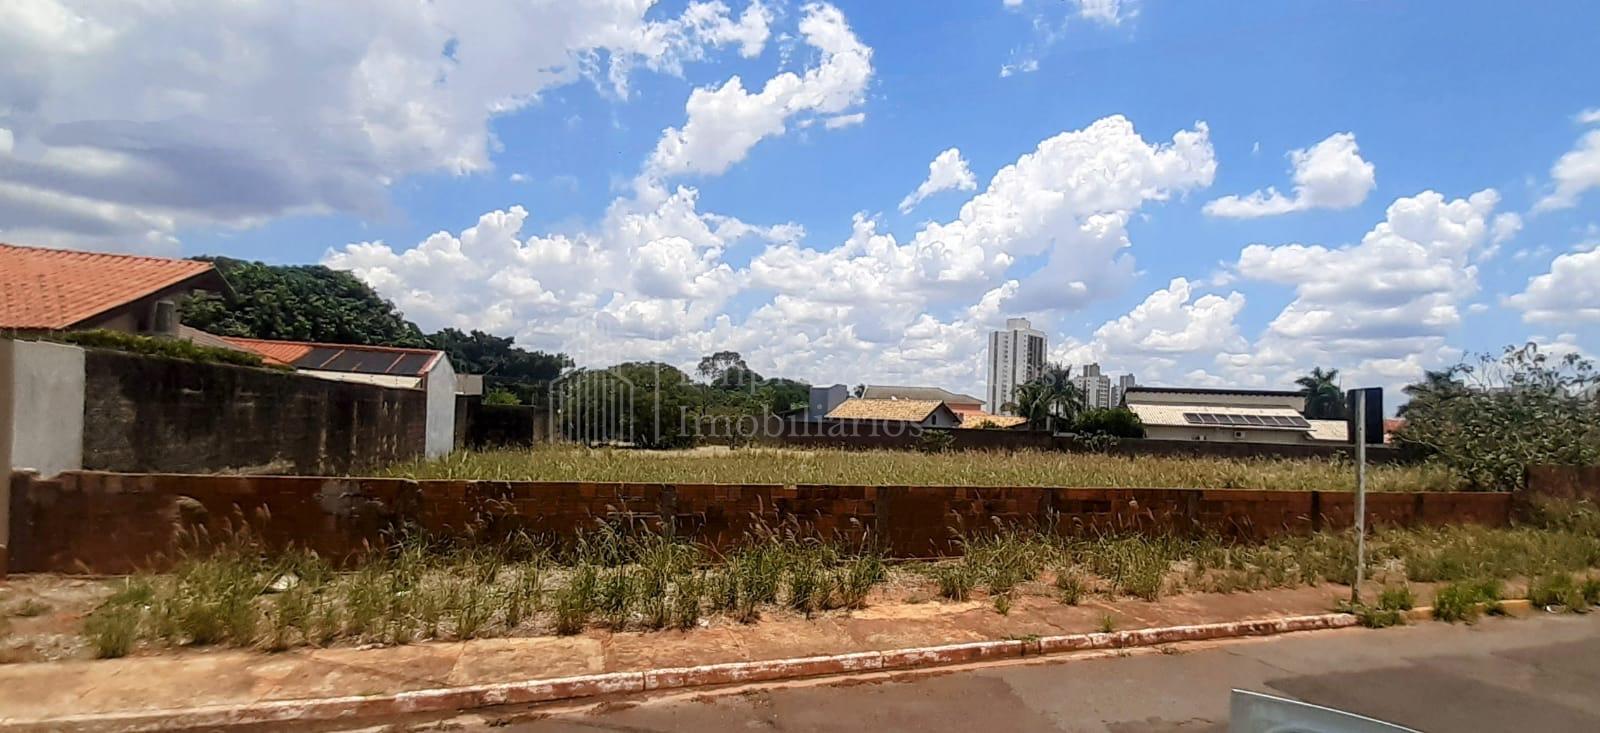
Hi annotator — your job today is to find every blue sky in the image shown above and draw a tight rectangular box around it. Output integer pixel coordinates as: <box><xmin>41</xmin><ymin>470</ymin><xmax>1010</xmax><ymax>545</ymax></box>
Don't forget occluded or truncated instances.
<box><xmin>2</xmin><ymin>0</ymin><xmax>1597</xmax><ymax>405</ymax></box>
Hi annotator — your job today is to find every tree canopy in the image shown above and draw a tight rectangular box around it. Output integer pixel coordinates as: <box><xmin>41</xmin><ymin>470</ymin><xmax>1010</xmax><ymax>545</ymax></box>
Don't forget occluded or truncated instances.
<box><xmin>1394</xmin><ymin>343</ymin><xmax>1599</xmax><ymax>490</ymax></box>
<box><xmin>1295</xmin><ymin>367</ymin><xmax>1348</xmax><ymax>420</ymax></box>
<box><xmin>182</xmin><ymin>258</ymin><xmax>573</xmax><ymax>401</ymax></box>
<box><xmin>1006</xmin><ymin>363</ymin><xmax>1085</xmax><ymax>432</ymax></box>
<box><xmin>180</xmin><ymin>257</ymin><xmax>427</xmax><ymax>347</ymax></box>
<box><xmin>429</xmin><ymin>328</ymin><xmax>570</xmax><ymax>384</ymax></box>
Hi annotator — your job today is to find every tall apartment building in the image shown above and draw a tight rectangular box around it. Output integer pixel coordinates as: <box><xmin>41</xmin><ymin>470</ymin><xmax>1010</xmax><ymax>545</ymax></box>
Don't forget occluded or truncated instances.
<box><xmin>987</xmin><ymin>317</ymin><xmax>1047</xmax><ymax>415</ymax></box>
<box><xmin>1111</xmin><ymin>373</ymin><xmax>1137</xmax><ymax>407</ymax></box>
<box><xmin>1074</xmin><ymin>363</ymin><xmax>1113</xmax><ymax>409</ymax></box>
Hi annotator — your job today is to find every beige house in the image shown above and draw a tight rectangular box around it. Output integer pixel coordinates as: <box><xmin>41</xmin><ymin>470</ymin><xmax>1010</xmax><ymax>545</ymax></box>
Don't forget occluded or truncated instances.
<box><xmin>824</xmin><ymin>398</ymin><xmax>962</xmax><ymax>429</ymax></box>
<box><xmin>1122</xmin><ymin>387</ymin><xmax>1347</xmax><ymax>444</ymax></box>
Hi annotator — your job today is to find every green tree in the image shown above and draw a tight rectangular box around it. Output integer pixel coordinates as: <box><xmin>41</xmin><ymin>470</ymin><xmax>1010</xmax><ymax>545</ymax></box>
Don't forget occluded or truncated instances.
<box><xmin>1005</xmin><ymin>363</ymin><xmax>1085</xmax><ymax>432</ymax></box>
<box><xmin>696</xmin><ymin>351</ymin><xmax>763</xmax><ymax>389</ymax></box>
<box><xmin>180</xmin><ymin>257</ymin><xmax>427</xmax><ymax>346</ymax></box>
<box><xmin>428</xmin><ymin>327</ymin><xmax>571</xmax><ymax>399</ymax></box>
<box><xmin>1394</xmin><ymin>343</ymin><xmax>1599</xmax><ymax>490</ymax></box>
<box><xmin>753</xmin><ymin>377</ymin><xmax>810</xmax><ymax>414</ymax></box>
<box><xmin>555</xmin><ymin>362</ymin><xmax>701</xmax><ymax>449</ymax></box>
<box><xmin>1074</xmin><ymin>407</ymin><xmax>1146</xmax><ymax>438</ymax></box>
<box><xmin>1295</xmin><ymin>367</ymin><xmax>1348</xmax><ymax>420</ymax></box>
<box><xmin>1396</xmin><ymin>368</ymin><xmax>1467</xmax><ymax>416</ymax></box>
<box><xmin>482</xmin><ymin>387</ymin><xmax>522</xmax><ymax>406</ymax></box>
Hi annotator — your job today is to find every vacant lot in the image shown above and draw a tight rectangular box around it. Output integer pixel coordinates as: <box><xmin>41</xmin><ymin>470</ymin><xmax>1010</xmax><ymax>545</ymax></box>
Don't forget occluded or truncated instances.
<box><xmin>381</xmin><ymin>447</ymin><xmax>1465</xmax><ymax>492</ymax></box>
<box><xmin>9</xmin><ymin>505</ymin><xmax>1599</xmax><ymax>662</ymax></box>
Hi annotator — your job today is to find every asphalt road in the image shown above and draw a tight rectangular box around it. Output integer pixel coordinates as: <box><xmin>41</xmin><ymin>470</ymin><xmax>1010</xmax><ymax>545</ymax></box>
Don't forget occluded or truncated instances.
<box><xmin>476</xmin><ymin>613</ymin><xmax>1600</xmax><ymax>733</ymax></box>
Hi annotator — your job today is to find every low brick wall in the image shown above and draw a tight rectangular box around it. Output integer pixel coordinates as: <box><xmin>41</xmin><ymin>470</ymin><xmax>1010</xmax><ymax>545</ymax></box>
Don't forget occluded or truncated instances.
<box><xmin>5</xmin><ymin>471</ymin><xmax>1513</xmax><ymax>574</ymax></box>
<box><xmin>1525</xmin><ymin>465</ymin><xmax>1600</xmax><ymax>503</ymax></box>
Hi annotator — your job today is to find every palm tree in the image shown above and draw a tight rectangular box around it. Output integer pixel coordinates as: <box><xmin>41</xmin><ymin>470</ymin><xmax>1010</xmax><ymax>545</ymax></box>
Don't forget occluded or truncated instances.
<box><xmin>1295</xmin><ymin>367</ymin><xmax>1347</xmax><ymax>420</ymax></box>
<box><xmin>1397</xmin><ymin>368</ymin><xmax>1466</xmax><ymax>416</ymax></box>
<box><xmin>1004</xmin><ymin>363</ymin><xmax>1085</xmax><ymax>432</ymax></box>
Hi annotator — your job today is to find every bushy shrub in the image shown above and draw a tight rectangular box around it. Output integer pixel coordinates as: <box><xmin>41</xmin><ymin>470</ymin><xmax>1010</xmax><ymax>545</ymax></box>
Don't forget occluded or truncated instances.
<box><xmin>1394</xmin><ymin>344</ymin><xmax>1598</xmax><ymax>490</ymax></box>
<box><xmin>1432</xmin><ymin>579</ymin><xmax>1502</xmax><ymax>623</ymax></box>
<box><xmin>1073</xmin><ymin>408</ymin><xmax>1146</xmax><ymax>439</ymax></box>
<box><xmin>21</xmin><ymin>329</ymin><xmax>276</xmax><ymax>369</ymax></box>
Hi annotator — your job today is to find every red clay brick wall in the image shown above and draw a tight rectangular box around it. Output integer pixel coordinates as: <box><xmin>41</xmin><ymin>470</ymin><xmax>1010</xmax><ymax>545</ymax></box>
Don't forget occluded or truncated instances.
<box><xmin>1524</xmin><ymin>465</ymin><xmax>1600</xmax><ymax>503</ymax></box>
<box><xmin>5</xmin><ymin>471</ymin><xmax>1514</xmax><ymax>574</ymax></box>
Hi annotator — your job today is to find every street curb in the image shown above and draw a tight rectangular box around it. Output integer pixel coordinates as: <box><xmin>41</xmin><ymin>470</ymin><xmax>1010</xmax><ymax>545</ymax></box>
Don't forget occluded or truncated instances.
<box><xmin>0</xmin><ymin>613</ymin><xmax>1358</xmax><ymax>732</ymax></box>
<box><xmin>1404</xmin><ymin>598</ymin><xmax>1535</xmax><ymax>622</ymax></box>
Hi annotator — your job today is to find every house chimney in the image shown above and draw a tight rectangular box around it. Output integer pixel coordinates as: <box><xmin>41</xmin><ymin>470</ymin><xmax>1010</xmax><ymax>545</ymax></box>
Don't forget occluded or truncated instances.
<box><xmin>152</xmin><ymin>300</ymin><xmax>179</xmax><ymax>337</ymax></box>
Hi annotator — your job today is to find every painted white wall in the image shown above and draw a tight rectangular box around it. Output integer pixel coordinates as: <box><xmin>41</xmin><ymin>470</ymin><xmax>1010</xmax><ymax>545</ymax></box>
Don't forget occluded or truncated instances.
<box><xmin>423</xmin><ymin>356</ymin><xmax>457</xmax><ymax>458</ymax></box>
<box><xmin>1</xmin><ymin>340</ymin><xmax>86</xmax><ymax>478</ymax></box>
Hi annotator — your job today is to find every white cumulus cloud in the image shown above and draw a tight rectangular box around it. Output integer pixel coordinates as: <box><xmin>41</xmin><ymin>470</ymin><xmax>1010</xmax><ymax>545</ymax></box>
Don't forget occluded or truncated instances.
<box><xmin>1204</xmin><ymin>132</ymin><xmax>1376</xmax><ymax>218</ymax></box>
<box><xmin>1504</xmin><ymin>247</ymin><xmax>1600</xmax><ymax>324</ymax></box>
<box><xmin>1534</xmin><ymin>128</ymin><xmax>1600</xmax><ymax>212</ymax></box>
<box><xmin>643</xmin><ymin>2</ymin><xmax>871</xmax><ymax>180</ymax></box>
<box><xmin>898</xmin><ymin>148</ymin><xmax>979</xmax><ymax>213</ymax></box>
<box><xmin>0</xmin><ymin>0</ymin><xmax>772</xmax><ymax>253</ymax></box>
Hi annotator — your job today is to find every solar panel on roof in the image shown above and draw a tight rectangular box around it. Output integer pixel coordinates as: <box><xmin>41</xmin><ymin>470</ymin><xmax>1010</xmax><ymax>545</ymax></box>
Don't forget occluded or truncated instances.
<box><xmin>390</xmin><ymin>353</ymin><xmax>433</xmax><ymax>375</ymax></box>
<box><xmin>1180</xmin><ymin>411</ymin><xmax>1312</xmax><ymax>429</ymax></box>
<box><xmin>298</xmin><ymin>346</ymin><xmax>346</xmax><ymax>369</ymax></box>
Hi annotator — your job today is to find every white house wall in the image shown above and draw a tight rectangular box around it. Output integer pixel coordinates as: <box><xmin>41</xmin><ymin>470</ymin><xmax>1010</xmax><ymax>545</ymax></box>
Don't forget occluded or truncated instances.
<box><xmin>423</xmin><ymin>357</ymin><xmax>457</xmax><ymax>458</ymax></box>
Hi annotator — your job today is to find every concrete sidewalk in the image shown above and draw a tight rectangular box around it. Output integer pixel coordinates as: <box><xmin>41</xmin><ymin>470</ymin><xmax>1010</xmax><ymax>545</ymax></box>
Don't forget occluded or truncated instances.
<box><xmin>0</xmin><ymin>585</ymin><xmax>1349</xmax><ymax>725</ymax></box>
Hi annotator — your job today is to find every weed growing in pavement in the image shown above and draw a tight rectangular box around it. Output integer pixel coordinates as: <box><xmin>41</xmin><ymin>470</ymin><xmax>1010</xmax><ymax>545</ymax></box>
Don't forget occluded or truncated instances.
<box><xmin>1583</xmin><ymin>578</ymin><xmax>1600</xmax><ymax>607</ymax></box>
<box><xmin>932</xmin><ymin>561</ymin><xmax>977</xmax><ymax>602</ymax></box>
<box><xmin>1433</xmin><ymin>579</ymin><xmax>1503</xmax><ymax>624</ymax></box>
<box><xmin>1527</xmin><ymin>573</ymin><xmax>1591</xmax><ymax>613</ymax></box>
<box><xmin>673</xmin><ymin>572</ymin><xmax>705</xmax><ymax>630</ymax></box>
<box><xmin>1378</xmin><ymin>584</ymin><xmax>1416</xmax><ymax>612</ymax></box>
<box><xmin>836</xmin><ymin>554</ymin><xmax>886</xmax><ymax>610</ymax></box>
<box><xmin>84</xmin><ymin>604</ymin><xmax>140</xmax><ymax>659</ymax></box>
<box><xmin>554</xmin><ymin>564</ymin><xmax>599</xmax><ymax>635</ymax></box>
<box><xmin>1054</xmin><ymin>567</ymin><xmax>1087</xmax><ymax>605</ymax></box>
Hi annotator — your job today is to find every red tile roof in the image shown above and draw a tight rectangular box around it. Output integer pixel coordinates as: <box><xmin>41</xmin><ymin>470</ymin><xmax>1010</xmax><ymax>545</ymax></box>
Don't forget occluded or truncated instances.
<box><xmin>220</xmin><ymin>337</ymin><xmax>443</xmax><ymax>376</ymax></box>
<box><xmin>0</xmin><ymin>243</ymin><xmax>221</xmax><ymax>329</ymax></box>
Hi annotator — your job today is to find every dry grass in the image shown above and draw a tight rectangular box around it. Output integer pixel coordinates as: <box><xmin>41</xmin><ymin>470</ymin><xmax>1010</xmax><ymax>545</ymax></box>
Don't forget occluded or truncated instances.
<box><xmin>380</xmin><ymin>447</ymin><xmax>1465</xmax><ymax>492</ymax></box>
<box><xmin>74</xmin><ymin>499</ymin><xmax>1600</xmax><ymax>658</ymax></box>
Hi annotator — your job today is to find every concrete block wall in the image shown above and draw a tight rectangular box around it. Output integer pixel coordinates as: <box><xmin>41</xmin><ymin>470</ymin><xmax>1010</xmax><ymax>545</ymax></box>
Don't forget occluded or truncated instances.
<box><xmin>5</xmin><ymin>470</ymin><xmax>1514</xmax><ymax>574</ymax></box>
<box><xmin>81</xmin><ymin>348</ymin><xmax>429</xmax><ymax>475</ymax></box>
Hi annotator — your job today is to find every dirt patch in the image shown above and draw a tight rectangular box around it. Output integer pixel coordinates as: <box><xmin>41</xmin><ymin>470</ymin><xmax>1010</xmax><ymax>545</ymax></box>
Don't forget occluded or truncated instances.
<box><xmin>0</xmin><ymin>576</ymin><xmax>115</xmax><ymax>663</ymax></box>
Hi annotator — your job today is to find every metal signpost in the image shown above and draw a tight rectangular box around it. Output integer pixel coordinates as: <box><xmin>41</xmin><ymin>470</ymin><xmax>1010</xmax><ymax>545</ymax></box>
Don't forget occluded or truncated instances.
<box><xmin>1351</xmin><ymin>395</ymin><xmax>1367</xmax><ymax>604</ymax></box>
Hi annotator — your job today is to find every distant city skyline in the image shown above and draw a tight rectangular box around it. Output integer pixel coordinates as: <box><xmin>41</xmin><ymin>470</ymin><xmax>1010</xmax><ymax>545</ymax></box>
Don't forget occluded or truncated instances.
<box><xmin>987</xmin><ymin>318</ymin><xmax>1047</xmax><ymax>415</ymax></box>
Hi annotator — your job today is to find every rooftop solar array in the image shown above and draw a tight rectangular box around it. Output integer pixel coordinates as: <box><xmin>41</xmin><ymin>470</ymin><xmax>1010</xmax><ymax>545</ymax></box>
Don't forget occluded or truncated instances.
<box><xmin>1181</xmin><ymin>412</ymin><xmax>1310</xmax><ymax>429</ymax></box>
<box><xmin>294</xmin><ymin>346</ymin><xmax>435</xmax><ymax>376</ymax></box>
